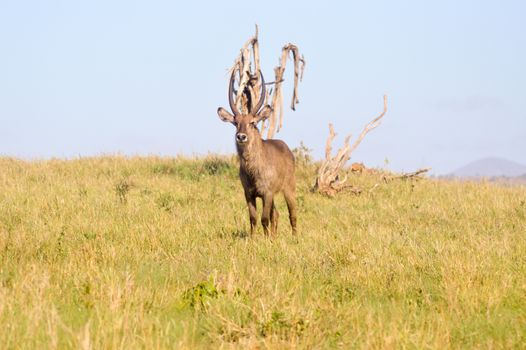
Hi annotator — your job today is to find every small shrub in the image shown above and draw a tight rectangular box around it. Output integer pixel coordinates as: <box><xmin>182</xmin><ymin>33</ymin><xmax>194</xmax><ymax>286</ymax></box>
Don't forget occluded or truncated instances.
<box><xmin>152</xmin><ymin>163</ymin><xmax>177</xmax><ymax>175</ymax></box>
<box><xmin>152</xmin><ymin>157</ymin><xmax>235</xmax><ymax>180</ymax></box>
<box><xmin>79</xmin><ymin>281</ymin><xmax>94</xmax><ymax>310</ymax></box>
<box><xmin>259</xmin><ymin>310</ymin><xmax>308</xmax><ymax>338</ymax></box>
<box><xmin>115</xmin><ymin>178</ymin><xmax>132</xmax><ymax>203</ymax></box>
<box><xmin>182</xmin><ymin>279</ymin><xmax>222</xmax><ymax>309</ymax></box>
<box><xmin>156</xmin><ymin>192</ymin><xmax>175</xmax><ymax>212</ymax></box>
<box><xmin>56</xmin><ymin>228</ymin><xmax>66</xmax><ymax>257</ymax></box>
<box><xmin>201</xmin><ymin>157</ymin><xmax>235</xmax><ymax>176</ymax></box>
<box><xmin>152</xmin><ymin>161</ymin><xmax>201</xmax><ymax>181</ymax></box>
<box><xmin>78</xmin><ymin>186</ymin><xmax>88</xmax><ymax>197</ymax></box>
<box><xmin>332</xmin><ymin>285</ymin><xmax>356</xmax><ymax>304</ymax></box>
<box><xmin>292</xmin><ymin>141</ymin><xmax>313</xmax><ymax>167</ymax></box>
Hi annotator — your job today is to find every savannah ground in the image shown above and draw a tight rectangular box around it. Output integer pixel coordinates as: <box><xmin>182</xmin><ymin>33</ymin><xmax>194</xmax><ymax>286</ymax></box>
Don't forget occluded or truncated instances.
<box><xmin>0</xmin><ymin>155</ymin><xmax>525</xmax><ymax>349</ymax></box>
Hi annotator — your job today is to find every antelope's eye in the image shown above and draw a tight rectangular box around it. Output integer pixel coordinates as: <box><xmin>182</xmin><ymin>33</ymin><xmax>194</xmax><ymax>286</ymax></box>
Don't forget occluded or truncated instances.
<box><xmin>250</xmin><ymin>122</ymin><xmax>257</xmax><ymax>127</ymax></box>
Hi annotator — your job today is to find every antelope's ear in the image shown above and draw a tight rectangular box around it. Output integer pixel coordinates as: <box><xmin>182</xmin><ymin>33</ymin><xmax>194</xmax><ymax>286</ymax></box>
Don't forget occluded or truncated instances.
<box><xmin>217</xmin><ymin>107</ymin><xmax>235</xmax><ymax>124</ymax></box>
<box><xmin>255</xmin><ymin>105</ymin><xmax>272</xmax><ymax>122</ymax></box>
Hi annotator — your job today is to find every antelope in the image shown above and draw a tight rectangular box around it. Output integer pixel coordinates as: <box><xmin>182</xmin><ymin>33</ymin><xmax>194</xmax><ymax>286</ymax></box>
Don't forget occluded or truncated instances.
<box><xmin>217</xmin><ymin>71</ymin><xmax>297</xmax><ymax>236</ymax></box>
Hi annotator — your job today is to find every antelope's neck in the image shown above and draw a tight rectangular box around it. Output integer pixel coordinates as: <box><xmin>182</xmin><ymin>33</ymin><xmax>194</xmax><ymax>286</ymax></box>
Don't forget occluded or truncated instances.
<box><xmin>236</xmin><ymin>138</ymin><xmax>265</xmax><ymax>175</ymax></box>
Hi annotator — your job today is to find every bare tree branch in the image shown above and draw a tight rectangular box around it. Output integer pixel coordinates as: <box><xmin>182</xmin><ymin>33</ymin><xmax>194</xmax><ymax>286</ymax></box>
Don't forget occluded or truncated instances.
<box><xmin>266</xmin><ymin>44</ymin><xmax>306</xmax><ymax>139</ymax></box>
<box><xmin>398</xmin><ymin>168</ymin><xmax>431</xmax><ymax>179</ymax></box>
<box><xmin>314</xmin><ymin>96</ymin><xmax>388</xmax><ymax>197</ymax></box>
<box><xmin>348</xmin><ymin>95</ymin><xmax>387</xmax><ymax>156</ymax></box>
<box><xmin>382</xmin><ymin>168</ymin><xmax>431</xmax><ymax>182</ymax></box>
<box><xmin>226</xmin><ymin>27</ymin><xmax>304</xmax><ymax>139</ymax></box>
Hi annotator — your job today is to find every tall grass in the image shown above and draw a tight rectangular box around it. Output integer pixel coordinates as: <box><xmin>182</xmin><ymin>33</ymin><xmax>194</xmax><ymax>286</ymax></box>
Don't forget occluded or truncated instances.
<box><xmin>0</xmin><ymin>155</ymin><xmax>525</xmax><ymax>349</ymax></box>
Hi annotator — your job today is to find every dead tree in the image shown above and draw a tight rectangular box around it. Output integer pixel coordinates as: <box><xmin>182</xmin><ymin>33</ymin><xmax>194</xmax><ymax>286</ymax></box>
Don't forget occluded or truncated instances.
<box><xmin>314</xmin><ymin>95</ymin><xmax>388</xmax><ymax>197</ymax></box>
<box><xmin>228</xmin><ymin>26</ymin><xmax>305</xmax><ymax>139</ymax></box>
<box><xmin>383</xmin><ymin>168</ymin><xmax>431</xmax><ymax>182</ymax></box>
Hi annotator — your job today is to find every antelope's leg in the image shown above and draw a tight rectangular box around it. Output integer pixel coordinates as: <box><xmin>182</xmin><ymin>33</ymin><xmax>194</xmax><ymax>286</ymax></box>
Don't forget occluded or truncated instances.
<box><xmin>245</xmin><ymin>192</ymin><xmax>257</xmax><ymax>236</ymax></box>
<box><xmin>270</xmin><ymin>200</ymin><xmax>279</xmax><ymax>235</ymax></box>
<box><xmin>283</xmin><ymin>189</ymin><xmax>297</xmax><ymax>234</ymax></box>
<box><xmin>261</xmin><ymin>194</ymin><xmax>274</xmax><ymax>236</ymax></box>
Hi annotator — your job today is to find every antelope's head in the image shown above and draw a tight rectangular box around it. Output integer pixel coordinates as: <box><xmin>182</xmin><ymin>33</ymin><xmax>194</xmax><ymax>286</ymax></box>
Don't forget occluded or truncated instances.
<box><xmin>217</xmin><ymin>71</ymin><xmax>272</xmax><ymax>147</ymax></box>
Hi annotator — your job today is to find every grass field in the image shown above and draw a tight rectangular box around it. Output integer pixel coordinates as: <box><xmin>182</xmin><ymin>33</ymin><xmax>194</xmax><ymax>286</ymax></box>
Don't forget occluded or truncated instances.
<box><xmin>0</xmin><ymin>155</ymin><xmax>525</xmax><ymax>349</ymax></box>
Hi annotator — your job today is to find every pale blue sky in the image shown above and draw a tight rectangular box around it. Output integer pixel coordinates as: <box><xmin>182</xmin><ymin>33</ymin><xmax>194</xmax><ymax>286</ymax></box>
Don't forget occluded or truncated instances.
<box><xmin>1</xmin><ymin>0</ymin><xmax>525</xmax><ymax>174</ymax></box>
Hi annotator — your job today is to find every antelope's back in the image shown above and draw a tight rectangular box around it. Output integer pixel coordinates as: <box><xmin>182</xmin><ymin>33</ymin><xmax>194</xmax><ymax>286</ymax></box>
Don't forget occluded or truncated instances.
<box><xmin>263</xmin><ymin>139</ymin><xmax>295</xmax><ymax>175</ymax></box>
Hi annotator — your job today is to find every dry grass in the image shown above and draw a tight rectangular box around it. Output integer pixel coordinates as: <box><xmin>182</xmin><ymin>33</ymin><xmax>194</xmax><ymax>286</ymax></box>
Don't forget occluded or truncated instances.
<box><xmin>0</xmin><ymin>155</ymin><xmax>525</xmax><ymax>349</ymax></box>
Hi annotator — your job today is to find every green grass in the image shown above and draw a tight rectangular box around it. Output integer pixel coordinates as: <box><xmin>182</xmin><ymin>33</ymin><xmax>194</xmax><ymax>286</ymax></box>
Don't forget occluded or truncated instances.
<box><xmin>0</xmin><ymin>155</ymin><xmax>525</xmax><ymax>349</ymax></box>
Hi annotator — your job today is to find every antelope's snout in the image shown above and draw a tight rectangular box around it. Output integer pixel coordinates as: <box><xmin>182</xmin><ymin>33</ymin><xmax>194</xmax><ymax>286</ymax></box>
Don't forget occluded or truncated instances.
<box><xmin>236</xmin><ymin>133</ymin><xmax>248</xmax><ymax>143</ymax></box>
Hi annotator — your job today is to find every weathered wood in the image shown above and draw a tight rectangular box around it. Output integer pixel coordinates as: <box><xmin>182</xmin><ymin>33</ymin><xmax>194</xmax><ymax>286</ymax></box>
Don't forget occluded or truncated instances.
<box><xmin>228</xmin><ymin>27</ymin><xmax>305</xmax><ymax>139</ymax></box>
<box><xmin>314</xmin><ymin>96</ymin><xmax>388</xmax><ymax>197</ymax></box>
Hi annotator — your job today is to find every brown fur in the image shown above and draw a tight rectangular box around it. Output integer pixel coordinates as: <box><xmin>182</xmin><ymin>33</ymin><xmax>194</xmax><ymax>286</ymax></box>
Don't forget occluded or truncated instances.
<box><xmin>217</xmin><ymin>106</ymin><xmax>297</xmax><ymax>236</ymax></box>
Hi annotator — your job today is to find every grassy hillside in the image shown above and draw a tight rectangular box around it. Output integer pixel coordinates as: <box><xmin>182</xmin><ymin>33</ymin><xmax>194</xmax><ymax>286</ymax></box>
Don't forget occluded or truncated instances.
<box><xmin>0</xmin><ymin>156</ymin><xmax>525</xmax><ymax>349</ymax></box>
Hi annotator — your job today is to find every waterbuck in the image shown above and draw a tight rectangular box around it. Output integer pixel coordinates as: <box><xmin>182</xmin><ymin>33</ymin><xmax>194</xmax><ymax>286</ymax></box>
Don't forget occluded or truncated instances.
<box><xmin>217</xmin><ymin>71</ymin><xmax>297</xmax><ymax>236</ymax></box>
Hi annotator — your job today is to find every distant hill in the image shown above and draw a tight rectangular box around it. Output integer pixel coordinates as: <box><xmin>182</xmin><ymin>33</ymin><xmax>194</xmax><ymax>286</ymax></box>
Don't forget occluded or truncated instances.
<box><xmin>451</xmin><ymin>157</ymin><xmax>526</xmax><ymax>178</ymax></box>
